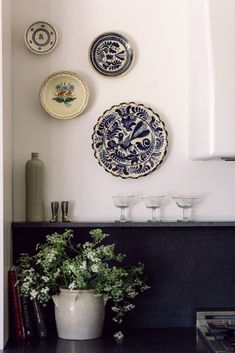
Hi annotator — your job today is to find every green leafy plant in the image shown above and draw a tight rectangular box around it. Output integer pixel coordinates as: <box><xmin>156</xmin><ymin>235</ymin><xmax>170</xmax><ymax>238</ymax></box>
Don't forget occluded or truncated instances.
<box><xmin>17</xmin><ymin>229</ymin><xmax>150</xmax><ymax>335</ymax></box>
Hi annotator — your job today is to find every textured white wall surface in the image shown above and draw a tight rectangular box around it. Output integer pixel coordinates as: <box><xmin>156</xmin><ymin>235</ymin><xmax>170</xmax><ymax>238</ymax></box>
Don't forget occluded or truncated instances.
<box><xmin>1</xmin><ymin>0</ymin><xmax>12</xmax><ymax>348</ymax></box>
<box><xmin>0</xmin><ymin>3</ymin><xmax>4</xmax><ymax>347</ymax></box>
<box><xmin>12</xmin><ymin>0</ymin><xmax>235</xmax><ymax>222</ymax></box>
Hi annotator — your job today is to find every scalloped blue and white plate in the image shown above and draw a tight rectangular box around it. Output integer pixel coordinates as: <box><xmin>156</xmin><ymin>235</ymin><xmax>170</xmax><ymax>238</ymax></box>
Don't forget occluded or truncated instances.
<box><xmin>89</xmin><ymin>32</ymin><xmax>134</xmax><ymax>77</ymax></box>
<box><xmin>92</xmin><ymin>102</ymin><xmax>168</xmax><ymax>178</ymax></box>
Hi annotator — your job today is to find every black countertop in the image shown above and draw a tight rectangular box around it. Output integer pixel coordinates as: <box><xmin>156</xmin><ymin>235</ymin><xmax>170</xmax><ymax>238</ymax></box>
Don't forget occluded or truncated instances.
<box><xmin>2</xmin><ymin>329</ymin><xmax>211</xmax><ymax>353</ymax></box>
<box><xmin>11</xmin><ymin>221</ymin><xmax>235</xmax><ymax>228</ymax></box>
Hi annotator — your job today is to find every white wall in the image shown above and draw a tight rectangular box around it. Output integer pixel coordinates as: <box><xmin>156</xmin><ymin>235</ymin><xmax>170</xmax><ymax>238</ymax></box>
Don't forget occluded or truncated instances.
<box><xmin>0</xmin><ymin>3</ymin><xmax>4</xmax><ymax>347</ymax></box>
<box><xmin>0</xmin><ymin>0</ymin><xmax>12</xmax><ymax>348</ymax></box>
<box><xmin>12</xmin><ymin>0</ymin><xmax>235</xmax><ymax>222</ymax></box>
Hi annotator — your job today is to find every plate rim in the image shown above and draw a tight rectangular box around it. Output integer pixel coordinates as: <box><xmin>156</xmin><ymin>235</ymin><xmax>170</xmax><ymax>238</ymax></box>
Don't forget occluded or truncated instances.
<box><xmin>24</xmin><ymin>20</ymin><xmax>58</xmax><ymax>55</ymax></box>
<box><xmin>89</xmin><ymin>31</ymin><xmax>134</xmax><ymax>77</ymax></box>
<box><xmin>39</xmin><ymin>70</ymin><xmax>89</xmax><ymax>120</ymax></box>
<box><xmin>92</xmin><ymin>101</ymin><xmax>168</xmax><ymax>179</ymax></box>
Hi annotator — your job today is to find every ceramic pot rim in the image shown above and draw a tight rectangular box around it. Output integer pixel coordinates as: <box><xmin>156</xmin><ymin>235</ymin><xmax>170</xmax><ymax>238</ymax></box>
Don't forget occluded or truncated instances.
<box><xmin>59</xmin><ymin>288</ymin><xmax>96</xmax><ymax>294</ymax></box>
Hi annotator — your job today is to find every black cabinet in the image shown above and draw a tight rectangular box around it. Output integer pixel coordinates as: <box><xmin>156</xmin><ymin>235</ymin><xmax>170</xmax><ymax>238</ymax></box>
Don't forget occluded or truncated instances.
<box><xmin>12</xmin><ymin>221</ymin><xmax>235</xmax><ymax>328</ymax></box>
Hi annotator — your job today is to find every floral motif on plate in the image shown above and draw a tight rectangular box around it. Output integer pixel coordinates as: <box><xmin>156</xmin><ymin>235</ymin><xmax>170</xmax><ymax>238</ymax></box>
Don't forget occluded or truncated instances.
<box><xmin>90</xmin><ymin>32</ymin><xmax>133</xmax><ymax>77</ymax></box>
<box><xmin>92</xmin><ymin>102</ymin><xmax>168</xmax><ymax>178</ymax></box>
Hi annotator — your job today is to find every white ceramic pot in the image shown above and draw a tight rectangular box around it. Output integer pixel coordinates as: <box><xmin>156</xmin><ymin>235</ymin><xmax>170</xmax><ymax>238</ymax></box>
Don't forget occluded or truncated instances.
<box><xmin>56</xmin><ymin>337</ymin><xmax>104</xmax><ymax>353</ymax></box>
<box><xmin>52</xmin><ymin>288</ymin><xmax>106</xmax><ymax>340</ymax></box>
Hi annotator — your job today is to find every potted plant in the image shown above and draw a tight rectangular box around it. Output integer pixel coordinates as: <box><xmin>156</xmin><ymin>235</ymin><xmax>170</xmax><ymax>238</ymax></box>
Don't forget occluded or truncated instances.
<box><xmin>17</xmin><ymin>228</ymin><xmax>150</xmax><ymax>341</ymax></box>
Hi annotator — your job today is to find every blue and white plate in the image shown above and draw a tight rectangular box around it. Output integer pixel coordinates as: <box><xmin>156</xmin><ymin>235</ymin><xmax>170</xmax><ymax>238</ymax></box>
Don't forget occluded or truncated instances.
<box><xmin>92</xmin><ymin>102</ymin><xmax>168</xmax><ymax>179</ymax></box>
<box><xmin>25</xmin><ymin>21</ymin><xmax>58</xmax><ymax>54</ymax></box>
<box><xmin>89</xmin><ymin>32</ymin><xmax>134</xmax><ymax>77</ymax></box>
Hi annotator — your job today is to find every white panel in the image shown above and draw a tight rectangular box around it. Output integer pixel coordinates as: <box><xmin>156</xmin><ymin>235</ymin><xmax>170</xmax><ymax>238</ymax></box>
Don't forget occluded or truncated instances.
<box><xmin>189</xmin><ymin>0</ymin><xmax>235</xmax><ymax>160</ymax></box>
<box><xmin>211</xmin><ymin>0</ymin><xmax>235</xmax><ymax>158</ymax></box>
<box><xmin>0</xmin><ymin>1</ymin><xmax>4</xmax><ymax>348</ymax></box>
<box><xmin>0</xmin><ymin>0</ymin><xmax>12</xmax><ymax>348</ymax></box>
<box><xmin>188</xmin><ymin>0</ymin><xmax>215</xmax><ymax>160</ymax></box>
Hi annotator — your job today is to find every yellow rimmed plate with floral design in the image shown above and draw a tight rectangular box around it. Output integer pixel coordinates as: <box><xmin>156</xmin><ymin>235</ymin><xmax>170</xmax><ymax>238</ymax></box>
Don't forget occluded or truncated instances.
<box><xmin>40</xmin><ymin>71</ymin><xmax>89</xmax><ymax>120</ymax></box>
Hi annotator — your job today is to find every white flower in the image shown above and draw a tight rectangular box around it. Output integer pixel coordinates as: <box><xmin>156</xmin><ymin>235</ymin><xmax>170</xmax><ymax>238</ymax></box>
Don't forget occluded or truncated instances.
<box><xmin>41</xmin><ymin>276</ymin><xmax>49</xmax><ymax>282</ymax></box>
<box><xmin>87</xmin><ymin>252</ymin><xmax>99</xmax><ymax>263</ymax></box>
<box><xmin>111</xmin><ymin>306</ymin><xmax>119</xmax><ymax>312</ymax></box>
<box><xmin>113</xmin><ymin>317</ymin><xmax>123</xmax><ymax>323</ymax></box>
<box><xmin>80</xmin><ymin>261</ymin><xmax>87</xmax><ymax>270</ymax></box>
<box><xmin>103</xmin><ymin>247</ymin><xmax>111</xmax><ymax>254</ymax></box>
<box><xmin>114</xmin><ymin>289</ymin><xmax>122</xmax><ymax>297</ymax></box>
<box><xmin>30</xmin><ymin>289</ymin><xmax>38</xmax><ymax>299</ymax></box>
<box><xmin>68</xmin><ymin>282</ymin><xmax>76</xmax><ymax>290</ymax></box>
<box><xmin>104</xmin><ymin>286</ymin><xmax>112</xmax><ymax>292</ymax></box>
<box><xmin>53</xmin><ymin>269</ymin><xmax>60</xmax><ymax>278</ymax></box>
<box><xmin>127</xmin><ymin>291</ymin><xmax>138</xmax><ymax>298</ymax></box>
<box><xmin>87</xmin><ymin>251</ymin><xmax>95</xmax><ymax>261</ymax></box>
<box><xmin>21</xmin><ymin>282</ymin><xmax>30</xmax><ymax>291</ymax></box>
<box><xmin>141</xmin><ymin>285</ymin><xmax>151</xmax><ymax>291</ymax></box>
<box><xmin>83</xmin><ymin>242</ymin><xmax>90</xmax><ymax>248</ymax></box>
<box><xmin>114</xmin><ymin>331</ymin><xmax>124</xmax><ymax>343</ymax></box>
<box><xmin>68</xmin><ymin>264</ymin><xmax>76</xmax><ymax>272</ymax></box>
<box><xmin>24</xmin><ymin>275</ymin><xmax>33</xmax><ymax>283</ymax></box>
<box><xmin>125</xmin><ymin>303</ymin><xmax>135</xmax><ymax>311</ymax></box>
<box><xmin>113</xmin><ymin>331</ymin><xmax>124</xmax><ymax>341</ymax></box>
<box><xmin>26</xmin><ymin>268</ymin><xmax>35</xmax><ymax>274</ymax></box>
<box><xmin>47</xmin><ymin>250</ymin><xmax>57</xmax><ymax>263</ymax></box>
<box><xmin>91</xmin><ymin>264</ymin><xmax>99</xmax><ymax>273</ymax></box>
<box><xmin>40</xmin><ymin>287</ymin><xmax>49</xmax><ymax>294</ymax></box>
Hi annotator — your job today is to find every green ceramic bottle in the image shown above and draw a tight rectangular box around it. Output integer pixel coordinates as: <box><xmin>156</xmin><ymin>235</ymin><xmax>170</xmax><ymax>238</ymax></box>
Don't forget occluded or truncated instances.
<box><xmin>25</xmin><ymin>152</ymin><xmax>44</xmax><ymax>222</ymax></box>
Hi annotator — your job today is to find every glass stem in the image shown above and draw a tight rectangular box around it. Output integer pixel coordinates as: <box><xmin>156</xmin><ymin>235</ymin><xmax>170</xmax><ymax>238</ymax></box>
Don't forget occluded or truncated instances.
<box><xmin>151</xmin><ymin>207</ymin><xmax>161</xmax><ymax>222</ymax></box>
<box><xmin>152</xmin><ymin>207</ymin><xmax>157</xmax><ymax>221</ymax></box>
<box><xmin>183</xmin><ymin>208</ymin><xmax>188</xmax><ymax>222</ymax></box>
<box><xmin>120</xmin><ymin>207</ymin><xmax>126</xmax><ymax>222</ymax></box>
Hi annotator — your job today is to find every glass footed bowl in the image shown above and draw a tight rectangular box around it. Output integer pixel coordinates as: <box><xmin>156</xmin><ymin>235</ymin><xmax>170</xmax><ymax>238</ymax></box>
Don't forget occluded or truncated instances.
<box><xmin>142</xmin><ymin>195</ymin><xmax>167</xmax><ymax>222</ymax></box>
<box><xmin>172</xmin><ymin>196</ymin><xmax>198</xmax><ymax>208</ymax></box>
<box><xmin>112</xmin><ymin>194</ymin><xmax>135</xmax><ymax>207</ymax></box>
<box><xmin>172</xmin><ymin>196</ymin><xmax>198</xmax><ymax>222</ymax></box>
<box><xmin>112</xmin><ymin>195</ymin><xmax>136</xmax><ymax>222</ymax></box>
<box><xmin>142</xmin><ymin>195</ymin><xmax>167</xmax><ymax>208</ymax></box>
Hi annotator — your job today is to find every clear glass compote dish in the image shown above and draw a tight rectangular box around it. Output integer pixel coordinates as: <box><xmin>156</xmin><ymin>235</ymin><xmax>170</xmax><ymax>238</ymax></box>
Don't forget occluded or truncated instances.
<box><xmin>112</xmin><ymin>195</ymin><xmax>136</xmax><ymax>222</ymax></box>
<box><xmin>142</xmin><ymin>195</ymin><xmax>167</xmax><ymax>222</ymax></box>
<box><xmin>172</xmin><ymin>196</ymin><xmax>198</xmax><ymax>222</ymax></box>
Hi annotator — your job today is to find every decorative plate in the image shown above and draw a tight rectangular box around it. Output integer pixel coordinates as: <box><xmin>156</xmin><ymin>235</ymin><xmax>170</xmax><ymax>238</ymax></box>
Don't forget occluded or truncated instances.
<box><xmin>89</xmin><ymin>32</ymin><xmax>134</xmax><ymax>77</ymax></box>
<box><xmin>40</xmin><ymin>71</ymin><xmax>89</xmax><ymax>120</ymax></box>
<box><xmin>92</xmin><ymin>102</ymin><xmax>168</xmax><ymax>179</ymax></box>
<box><xmin>25</xmin><ymin>21</ymin><xmax>58</xmax><ymax>54</ymax></box>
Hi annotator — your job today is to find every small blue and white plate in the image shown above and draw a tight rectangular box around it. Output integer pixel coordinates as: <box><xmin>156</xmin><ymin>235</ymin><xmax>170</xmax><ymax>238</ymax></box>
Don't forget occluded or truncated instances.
<box><xmin>89</xmin><ymin>32</ymin><xmax>134</xmax><ymax>77</ymax></box>
<box><xmin>92</xmin><ymin>102</ymin><xmax>168</xmax><ymax>179</ymax></box>
<box><xmin>25</xmin><ymin>21</ymin><xmax>58</xmax><ymax>54</ymax></box>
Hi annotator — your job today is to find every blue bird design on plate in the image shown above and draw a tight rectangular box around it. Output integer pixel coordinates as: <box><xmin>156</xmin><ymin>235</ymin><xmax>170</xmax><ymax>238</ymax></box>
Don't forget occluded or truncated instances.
<box><xmin>92</xmin><ymin>102</ymin><xmax>168</xmax><ymax>179</ymax></box>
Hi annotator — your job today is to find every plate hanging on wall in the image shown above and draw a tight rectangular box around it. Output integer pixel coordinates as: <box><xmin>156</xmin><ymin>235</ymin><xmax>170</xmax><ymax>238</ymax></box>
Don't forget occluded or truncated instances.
<box><xmin>89</xmin><ymin>32</ymin><xmax>134</xmax><ymax>77</ymax></box>
<box><xmin>24</xmin><ymin>21</ymin><xmax>58</xmax><ymax>54</ymax></box>
<box><xmin>40</xmin><ymin>71</ymin><xmax>89</xmax><ymax>120</ymax></box>
<box><xmin>92</xmin><ymin>102</ymin><xmax>168</xmax><ymax>179</ymax></box>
